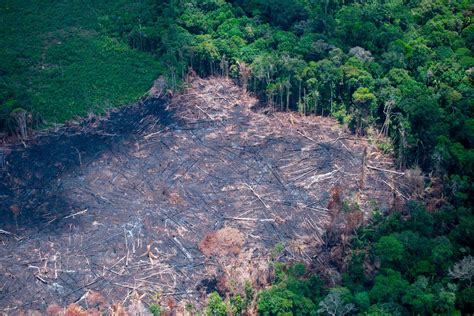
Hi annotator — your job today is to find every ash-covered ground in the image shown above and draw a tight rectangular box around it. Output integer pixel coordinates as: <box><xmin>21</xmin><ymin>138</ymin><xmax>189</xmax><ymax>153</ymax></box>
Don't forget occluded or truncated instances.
<box><xmin>0</xmin><ymin>78</ymin><xmax>405</xmax><ymax>314</ymax></box>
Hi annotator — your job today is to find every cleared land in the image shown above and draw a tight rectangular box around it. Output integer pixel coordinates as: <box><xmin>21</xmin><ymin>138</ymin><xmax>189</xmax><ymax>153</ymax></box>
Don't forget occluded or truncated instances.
<box><xmin>0</xmin><ymin>78</ymin><xmax>405</xmax><ymax>313</ymax></box>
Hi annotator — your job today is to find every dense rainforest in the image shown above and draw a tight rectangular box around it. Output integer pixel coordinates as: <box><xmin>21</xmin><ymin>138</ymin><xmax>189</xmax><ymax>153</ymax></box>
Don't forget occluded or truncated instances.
<box><xmin>0</xmin><ymin>0</ymin><xmax>473</xmax><ymax>315</ymax></box>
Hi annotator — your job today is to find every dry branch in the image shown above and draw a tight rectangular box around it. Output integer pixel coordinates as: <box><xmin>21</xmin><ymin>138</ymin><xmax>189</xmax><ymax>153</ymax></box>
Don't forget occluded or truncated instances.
<box><xmin>143</xmin><ymin>130</ymin><xmax>164</xmax><ymax>140</ymax></box>
<box><xmin>173</xmin><ymin>237</ymin><xmax>193</xmax><ymax>261</ymax></box>
<box><xmin>0</xmin><ymin>229</ymin><xmax>13</xmax><ymax>236</ymax></box>
<box><xmin>64</xmin><ymin>209</ymin><xmax>88</xmax><ymax>219</ymax></box>
<box><xmin>297</xmin><ymin>130</ymin><xmax>320</xmax><ymax>144</ymax></box>
<box><xmin>225</xmin><ymin>217</ymin><xmax>275</xmax><ymax>222</ymax></box>
<box><xmin>304</xmin><ymin>168</ymin><xmax>340</xmax><ymax>188</ymax></box>
<box><xmin>195</xmin><ymin>105</ymin><xmax>214</xmax><ymax>120</ymax></box>
<box><xmin>244</xmin><ymin>183</ymin><xmax>270</xmax><ymax>209</ymax></box>
<box><xmin>380</xmin><ymin>179</ymin><xmax>409</xmax><ymax>200</ymax></box>
<box><xmin>367</xmin><ymin>164</ymin><xmax>405</xmax><ymax>175</ymax></box>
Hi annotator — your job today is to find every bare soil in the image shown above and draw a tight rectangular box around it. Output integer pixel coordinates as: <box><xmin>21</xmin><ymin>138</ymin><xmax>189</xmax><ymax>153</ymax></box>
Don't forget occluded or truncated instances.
<box><xmin>0</xmin><ymin>77</ymin><xmax>406</xmax><ymax>314</ymax></box>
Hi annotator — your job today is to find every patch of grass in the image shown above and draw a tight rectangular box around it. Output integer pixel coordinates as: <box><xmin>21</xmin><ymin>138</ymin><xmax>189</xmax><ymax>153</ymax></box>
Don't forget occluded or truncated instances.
<box><xmin>0</xmin><ymin>0</ymin><xmax>163</xmax><ymax>126</ymax></box>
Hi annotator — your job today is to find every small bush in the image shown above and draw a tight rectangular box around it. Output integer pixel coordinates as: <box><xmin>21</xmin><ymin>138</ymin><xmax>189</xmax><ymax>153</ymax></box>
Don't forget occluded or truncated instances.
<box><xmin>271</xmin><ymin>242</ymin><xmax>285</xmax><ymax>259</ymax></box>
<box><xmin>230</xmin><ymin>294</ymin><xmax>244</xmax><ymax>315</ymax></box>
<box><xmin>149</xmin><ymin>303</ymin><xmax>160</xmax><ymax>316</ymax></box>
<box><xmin>206</xmin><ymin>292</ymin><xmax>228</xmax><ymax>316</ymax></box>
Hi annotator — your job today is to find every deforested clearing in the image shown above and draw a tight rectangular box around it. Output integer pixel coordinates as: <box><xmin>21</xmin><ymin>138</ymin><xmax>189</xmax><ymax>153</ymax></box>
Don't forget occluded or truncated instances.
<box><xmin>0</xmin><ymin>77</ymin><xmax>409</xmax><ymax>312</ymax></box>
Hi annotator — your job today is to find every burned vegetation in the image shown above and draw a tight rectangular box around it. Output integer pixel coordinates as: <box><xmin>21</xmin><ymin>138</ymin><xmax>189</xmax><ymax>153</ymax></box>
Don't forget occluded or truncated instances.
<box><xmin>0</xmin><ymin>78</ymin><xmax>407</xmax><ymax>313</ymax></box>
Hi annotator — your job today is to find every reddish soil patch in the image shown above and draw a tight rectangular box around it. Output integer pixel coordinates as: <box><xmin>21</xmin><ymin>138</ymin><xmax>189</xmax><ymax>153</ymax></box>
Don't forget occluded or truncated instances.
<box><xmin>198</xmin><ymin>227</ymin><xmax>244</xmax><ymax>257</ymax></box>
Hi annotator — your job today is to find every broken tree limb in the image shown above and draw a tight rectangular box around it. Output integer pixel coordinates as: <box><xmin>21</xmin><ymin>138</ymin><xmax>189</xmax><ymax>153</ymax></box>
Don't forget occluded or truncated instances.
<box><xmin>173</xmin><ymin>237</ymin><xmax>193</xmax><ymax>261</ymax></box>
<box><xmin>72</xmin><ymin>146</ymin><xmax>83</xmax><ymax>169</ymax></box>
<box><xmin>35</xmin><ymin>274</ymin><xmax>48</xmax><ymax>284</ymax></box>
<box><xmin>0</xmin><ymin>229</ymin><xmax>13</xmax><ymax>236</ymax></box>
<box><xmin>304</xmin><ymin>167</ymin><xmax>340</xmax><ymax>188</ymax></box>
<box><xmin>297</xmin><ymin>130</ymin><xmax>320</xmax><ymax>144</ymax></box>
<box><xmin>297</xmin><ymin>203</ymin><xmax>329</xmax><ymax>214</ymax></box>
<box><xmin>143</xmin><ymin>129</ymin><xmax>164</xmax><ymax>140</ymax></box>
<box><xmin>224</xmin><ymin>217</ymin><xmax>275</xmax><ymax>222</ymax></box>
<box><xmin>195</xmin><ymin>105</ymin><xmax>214</xmax><ymax>120</ymax></box>
<box><xmin>381</xmin><ymin>179</ymin><xmax>409</xmax><ymax>200</ymax></box>
<box><xmin>359</xmin><ymin>146</ymin><xmax>367</xmax><ymax>190</ymax></box>
<box><xmin>244</xmin><ymin>183</ymin><xmax>269</xmax><ymax>209</ymax></box>
<box><xmin>64</xmin><ymin>209</ymin><xmax>88</xmax><ymax>219</ymax></box>
<box><xmin>367</xmin><ymin>164</ymin><xmax>405</xmax><ymax>175</ymax></box>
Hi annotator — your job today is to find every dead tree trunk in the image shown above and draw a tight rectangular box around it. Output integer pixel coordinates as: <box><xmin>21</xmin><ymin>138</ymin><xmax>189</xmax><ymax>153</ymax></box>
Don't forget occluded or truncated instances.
<box><xmin>237</xmin><ymin>61</ymin><xmax>251</xmax><ymax>95</ymax></box>
<box><xmin>0</xmin><ymin>149</ymin><xmax>5</xmax><ymax>170</ymax></box>
<box><xmin>359</xmin><ymin>146</ymin><xmax>367</xmax><ymax>191</ymax></box>
<box><xmin>380</xmin><ymin>100</ymin><xmax>394</xmax><ymax>138</ymax></box>
<box><xmin>11</xmin><ymin>109</ymin><xmax>29</xmax><ymax>141</ymax></box>
<box><xmin>286</xmin><ymin>82</ymin><xmax>290</xmax><ymax>112</ymax></box>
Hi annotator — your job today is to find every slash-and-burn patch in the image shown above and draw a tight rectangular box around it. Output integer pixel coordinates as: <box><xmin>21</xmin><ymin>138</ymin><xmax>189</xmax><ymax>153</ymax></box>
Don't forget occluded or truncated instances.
<box><xmin>0</xmin><ymin>77</ymin><xmax>407</xmax><ymax>313</ymax></box>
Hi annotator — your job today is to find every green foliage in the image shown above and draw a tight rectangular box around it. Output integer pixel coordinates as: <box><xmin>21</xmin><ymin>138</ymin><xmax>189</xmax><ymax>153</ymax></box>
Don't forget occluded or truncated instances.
<box><xmin>332</xmin><ymin>103</ymin><xmax>350</xmax><ymax>125</ymax></box>
<box><xmin>257</xmin><ymin>263</ymin><xmax>324</xmax><ymax>315</ymax></box>
<box><xmin>431</xmin><ymin>236</ymin><xmax>454</xmax><ymax>267</ymax></box>
<box><xmin>344</xmin><ymin>202</ymin><xmax>472</xmax><ymax>314</ymax></box>
<box><xmin>149</xmin><ymin>303</ymin><xmax>160</xmax><ymax>316</ymax></box>
<box><xmin>230</xmin><ymin>294</ymin><xmax>244</xmax><ymax>315</ymax></box>
<box><xmin>457</xmin><ymin>286</ymin><xmax>474</xmax><ymax>313</ymax></box>
<box><xmin>271</xmin><ymin>242</ymin><xmax>285</xmax><ymax>259</ymax></box>
<box><xmin>244</xmin><ymin>280</ymin><xmax>254</xmax><ymax>308</ymax></box>
<box><xmin>258</xmin><ymin>288</ymin><xmax>294</xmax><ymax>315</ymax></box>
<box><xmin>354</xmin><ymin>291</ymin><xmax>370</xmax><ymax>312</ymax></box>
<box><xmin>0</xmin><ymin>0</ymin><xmax>163</xmax><ymax>129</ymax></box>
<box><xmin>342</xmin><ymin>252</ymin><xmax>367</xmax><ymax>292</ymax></box>
<box><xmin>375</xmin><ymin>235</ymin><xmax>405</xmax><ymax>263</ymax></box>
<box><xmin>185</xmin><ymin>302</ymin><xmax>194</xmax><ymax>312</ymax></box>
<box><xmin>370</xmin><ymin>269</ymin><xmax>410</xmax><ymax>303</ymax></box>
<box><xmin>377</xmin><ymin>141</ymin><xmax>394</xmax><ymax>155</ymax></box>
<box><xmin>401</xmin><ymin>276</ymin><xmax>434</xmax><ymax>314</ymax></box>
<box><xmin>288</xmin><ymin>262</ymin><xmax>305</xmax><ymax>278</ymax></box>
<box><xmin>206</xmin><ymin>292</ymin><xmax>228</xmax><ymax>316</ymax></box>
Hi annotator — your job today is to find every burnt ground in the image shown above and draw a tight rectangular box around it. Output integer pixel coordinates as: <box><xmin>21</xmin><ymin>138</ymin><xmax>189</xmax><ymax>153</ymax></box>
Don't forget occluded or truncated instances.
<box><xmin>0</xmin><ymin>77</ymin><xmax>406</xmax><ymax>314</ymax></box>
